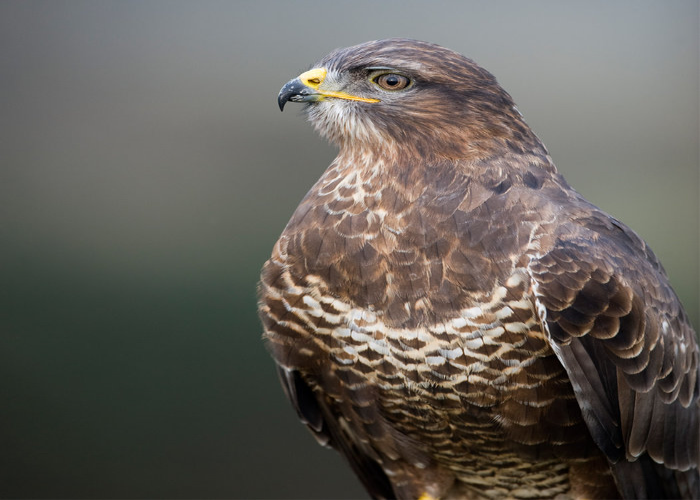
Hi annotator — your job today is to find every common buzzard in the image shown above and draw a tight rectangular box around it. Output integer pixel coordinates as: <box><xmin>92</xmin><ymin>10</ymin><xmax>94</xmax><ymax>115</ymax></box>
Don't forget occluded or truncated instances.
<box><xmin>259</xmin><ymin>39</ymin><xmax>699</xmax><ymax>499</ymax></box>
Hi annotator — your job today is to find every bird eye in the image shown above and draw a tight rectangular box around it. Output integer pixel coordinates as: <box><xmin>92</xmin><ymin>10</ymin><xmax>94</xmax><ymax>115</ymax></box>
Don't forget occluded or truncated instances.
<box><xmin>373</xmin><ymin>73</ymin><xmax>410</xmax><ymax>91</ymax></box>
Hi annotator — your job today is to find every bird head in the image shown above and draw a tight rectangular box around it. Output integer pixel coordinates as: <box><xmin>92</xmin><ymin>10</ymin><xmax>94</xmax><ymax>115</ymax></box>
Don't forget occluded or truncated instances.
<box><xmin>278</xmin><ymin>38</ymin><xmax>543</xmax><ymax>161</ymax></box>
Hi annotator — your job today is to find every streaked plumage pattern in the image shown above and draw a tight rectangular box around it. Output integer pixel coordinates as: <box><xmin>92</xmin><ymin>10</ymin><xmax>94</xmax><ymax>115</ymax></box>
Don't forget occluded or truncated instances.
<box><xmin>259</xmin><ymin>39</ymin><xmax>699</xmax><ymax>499</ymax></box>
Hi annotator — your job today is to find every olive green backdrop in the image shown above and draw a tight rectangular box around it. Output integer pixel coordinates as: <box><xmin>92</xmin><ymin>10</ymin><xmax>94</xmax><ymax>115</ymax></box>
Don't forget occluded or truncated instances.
<box><xmin>2</xmin><ymin>1</ymin><xmax>698</xmax><ymax>498</ymax></box>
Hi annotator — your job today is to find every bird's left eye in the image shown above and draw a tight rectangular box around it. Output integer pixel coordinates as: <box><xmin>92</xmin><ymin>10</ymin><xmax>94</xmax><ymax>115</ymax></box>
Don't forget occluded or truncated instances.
<box><xmin>373</xmin><ymin>73</ymin><xmax>411</xmax><ymax>91</ymax></box>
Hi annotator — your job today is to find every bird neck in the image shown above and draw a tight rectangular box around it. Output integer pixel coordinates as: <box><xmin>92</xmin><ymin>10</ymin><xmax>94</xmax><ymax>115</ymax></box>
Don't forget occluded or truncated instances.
<box><xmin>333</xmin><ymin>111</ymin><xmax>551</xmax><ymax>170</ymax></box>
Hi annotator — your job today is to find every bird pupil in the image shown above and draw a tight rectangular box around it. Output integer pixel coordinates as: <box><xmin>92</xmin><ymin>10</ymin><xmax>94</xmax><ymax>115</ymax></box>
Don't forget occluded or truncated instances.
<box><xmin>386</xmin><ymin>75</ymin><xmax>399</xmax><ymax>86</ymax></box>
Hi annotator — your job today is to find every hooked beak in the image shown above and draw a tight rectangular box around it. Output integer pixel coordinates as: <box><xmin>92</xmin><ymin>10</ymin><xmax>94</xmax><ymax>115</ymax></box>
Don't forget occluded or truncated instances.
<box><xmin>278</xmin><ymin>68</ymin><xmax>380</xmax><ymax>111</ymax></box>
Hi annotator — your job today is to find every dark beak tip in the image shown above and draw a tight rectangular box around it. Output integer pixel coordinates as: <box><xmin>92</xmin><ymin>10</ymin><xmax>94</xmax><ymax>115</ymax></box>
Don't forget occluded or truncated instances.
<box><xmin>277</xmin><ymin>78</ymin><xmax>307</xmax><ymax>113</ymax></box>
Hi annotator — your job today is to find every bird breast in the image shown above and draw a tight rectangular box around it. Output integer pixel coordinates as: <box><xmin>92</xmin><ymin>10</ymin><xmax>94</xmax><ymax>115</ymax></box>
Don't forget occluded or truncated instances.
<box><xmin>262</xmin><ymin>152</ymin><xmax>576</xmax><ymax>409</ymax></box>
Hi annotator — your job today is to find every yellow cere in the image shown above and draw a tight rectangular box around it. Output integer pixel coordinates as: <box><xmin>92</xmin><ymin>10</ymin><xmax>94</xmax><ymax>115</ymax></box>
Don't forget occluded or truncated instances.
<box><xmin>298</xmin><ymin>68</ymin><xmax>327</xmax><ymax>89</ymax></box>
<box><xmin>298</xmin><ymin>67</ymin><xmax>380</xmax><ymax>104</ymax></box>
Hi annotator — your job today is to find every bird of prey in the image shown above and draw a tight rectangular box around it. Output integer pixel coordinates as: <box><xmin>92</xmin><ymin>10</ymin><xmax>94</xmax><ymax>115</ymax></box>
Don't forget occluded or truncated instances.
<box><xmin>259</xmin><ymin>39</ymin><xmax>699</xmax><ymax>499</ymax></box>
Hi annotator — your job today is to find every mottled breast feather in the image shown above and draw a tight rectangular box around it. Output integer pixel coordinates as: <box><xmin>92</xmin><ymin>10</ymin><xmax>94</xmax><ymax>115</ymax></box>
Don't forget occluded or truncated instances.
<box><xmin>259</xmin><ymin>38</ymin><xmax>699</xmax><ymax>500</ymax></box>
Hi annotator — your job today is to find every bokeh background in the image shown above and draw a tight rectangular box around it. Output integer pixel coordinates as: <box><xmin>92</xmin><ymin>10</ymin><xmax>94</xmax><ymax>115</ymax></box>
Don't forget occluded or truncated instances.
<box><xmin>2</xmin><ymin>1</ymin><xmax>698</xmax><ymax>498</ymax></box>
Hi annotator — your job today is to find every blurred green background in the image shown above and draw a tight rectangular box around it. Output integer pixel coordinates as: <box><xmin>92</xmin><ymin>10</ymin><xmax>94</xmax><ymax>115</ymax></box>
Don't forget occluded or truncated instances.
<box><xmin>1</xmin><ymin>1</ymin><xmax>697</xmax><ymax>498</ymax></box>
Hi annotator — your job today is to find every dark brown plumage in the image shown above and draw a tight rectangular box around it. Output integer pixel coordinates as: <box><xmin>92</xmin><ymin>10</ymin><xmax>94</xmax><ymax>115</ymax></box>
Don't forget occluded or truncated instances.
<box><xmin>259</xmin><ymin>39</ymin><xmax>699</xmax><ymax>499</ymax></box>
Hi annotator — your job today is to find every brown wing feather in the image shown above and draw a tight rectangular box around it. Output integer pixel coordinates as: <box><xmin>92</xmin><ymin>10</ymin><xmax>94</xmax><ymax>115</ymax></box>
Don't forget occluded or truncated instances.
<box><xmin>276</xmin><ymin>366</ymin><xmax>395</xmax><ymax>500</ymax></box>
<box><xmin>529</xmin><ymin>209</ymin><xmax>699</xmax><ymax>498</ymax></box>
